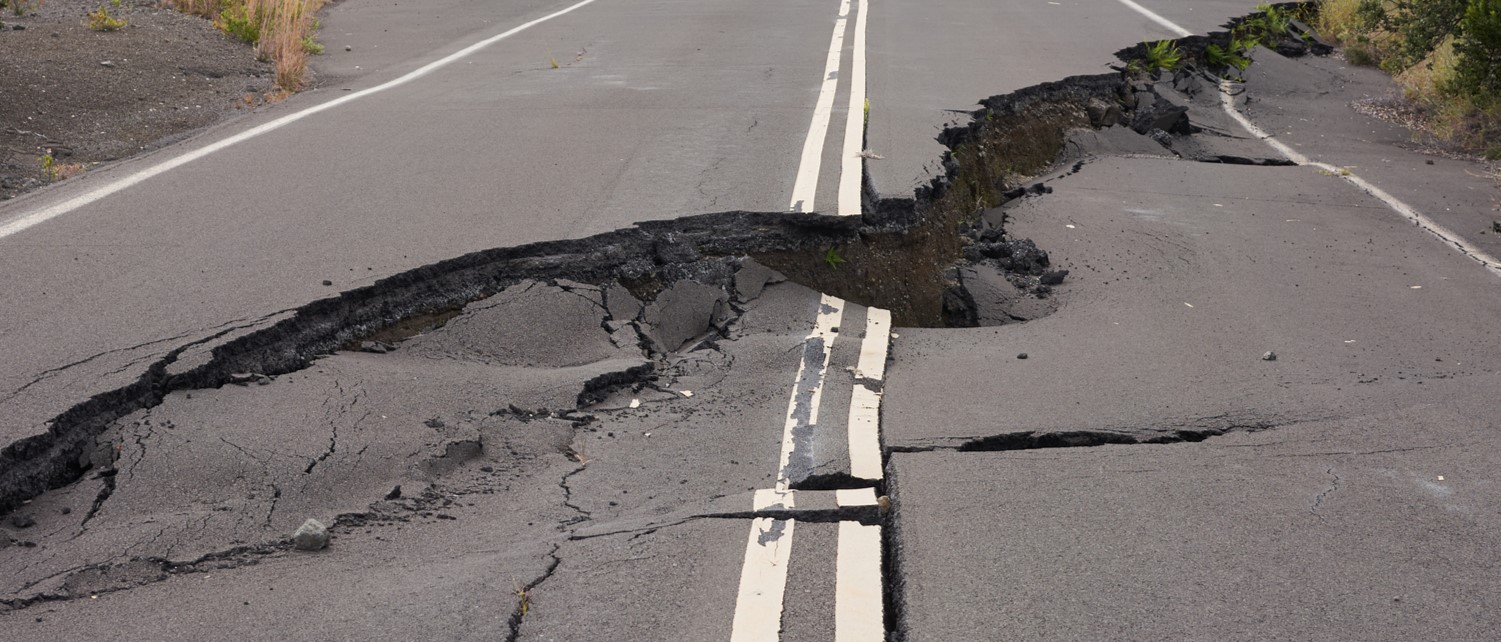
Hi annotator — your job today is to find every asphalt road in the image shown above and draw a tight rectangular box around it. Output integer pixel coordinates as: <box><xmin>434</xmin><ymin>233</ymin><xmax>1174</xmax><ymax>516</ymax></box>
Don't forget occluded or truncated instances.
<box><xmin>5</xmin><ymin>0</ymin><xmax>1501</xmax><ymax>639</ymax></box>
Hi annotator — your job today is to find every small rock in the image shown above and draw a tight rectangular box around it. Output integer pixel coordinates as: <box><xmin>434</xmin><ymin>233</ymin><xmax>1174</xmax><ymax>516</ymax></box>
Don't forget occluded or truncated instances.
<box><xmin>358</xmin><ymin>341</ymin><xmax>393</xmax><ymax>354</ymax></box>
<box><xmin>10</xmin><ymin>514</ymin><xmax>35</xmax><ymax>529</ymax></box>
<box><xmin>1425</xmin><ymin>159</ymin><xmax>1434</xmax><ymax>165</ymax></box>
<box><xmin>384</xmin><ymin>485</ymin><xmax>402</xmax><ymax>500</ymax></box>
<box><xmin>60</xmin><ymin>506</ymin><xmax>71</xmax><ymax>515</ymax></box>
<box><xmin>292</xmin><ymin>518</ymin><xmax>330</xmax><ymax>551</ymax></box>
<box><xmin>423</xmin><ymin>417</ymin><xmax>445</xmax><ymax>428</ymax></box>
<box><xmin>1016</xmin><ymin>353</ymin><xmax>1028</xmax><ymax>360</ymax></box>
<box><xmin>1262</xmin><ymin>351</ymin><xmax>1278</xmax><ymax>361</ymax></box>
<box><xmin>1492</xmin><ymin>221</ymin><xmax>1501</xmax><ymax>234</ymax></box>
<box><xmin>255</xmin><ymin>375</ymin><xmax>273</xmax><ymax>386</ymax></box>
<box><xmin>100</xmin><ymin>60</ymin><xmax>115</xmax><ymax>68</ymax></box>
<box><xmin>11</xmin><ymin>23</ymin><xmax>24</xmax><ymax>31</ymax></box>
<box><xmin>1039</xmin><ymin>269</ymin><xmax>1069</xmax><ymax>286</ymax></box>
<box><xmin>321</xmin><ymin>280</ymin><xmax>332</xmax><ymax>286</ymax></box>
<box><xmin>344</xmin><ymin>45</ymin><xmax>352</xmax><ymax>52</ymax></box>
<box><xmin>480</xmin><ymin>466</ymin><xmax>495</xmax><ymax>473</ymax></box>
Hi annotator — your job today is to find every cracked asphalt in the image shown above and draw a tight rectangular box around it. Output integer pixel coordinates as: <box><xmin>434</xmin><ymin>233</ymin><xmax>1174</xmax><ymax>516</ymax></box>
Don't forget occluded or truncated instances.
<box><xmin>5</xmin><ymin>0</ymin><xmax>1501</xmax><ymax>640</ymax></box>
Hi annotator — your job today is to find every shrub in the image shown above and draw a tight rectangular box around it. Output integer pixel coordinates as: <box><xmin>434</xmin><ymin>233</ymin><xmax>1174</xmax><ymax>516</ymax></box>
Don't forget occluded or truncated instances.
<box><xmin>1453</xmin><ymin>0</ymin><xmax>1501</xmax><ymax>102</ymax></box>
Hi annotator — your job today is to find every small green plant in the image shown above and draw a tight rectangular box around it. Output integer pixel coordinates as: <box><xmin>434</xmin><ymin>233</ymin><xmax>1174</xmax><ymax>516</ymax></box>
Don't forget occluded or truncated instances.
<box><xmin>863</xmin><ymin>98</ymin><xmax>870</xmax><ymax>125</ymax></box>
<box><xmin>1258</xmin><ymin>3</ymin><xmax>1290</xmax><ymax>38</ymax></box>
<box><xmin>1137</xmin><ymin>39</ymin><xmax>1182</xmax><ymax>73</ymax></box>
<box><xmin>216</xmin><ymin>4</ymin><xmax>260</xmax><ymax>44</ymax></box>
<box><xmin>1205</xmin><ymin>41</ymin><xmax>1253</xmax><ymax>73</ymax></box>
<box><xmin>548</xmin><ymin>56</ymin><xmax>560</xmax><ymax>69</ymax></box>
<box><xmin>87</xmin><ymin>5</ymin><xmax>128</xmax><ymax>30</ymax></box>
<box><xmin>823</xmin><ymin>246</ymin><xmax>847</xmax><ymax>269</ymax></box>
<box><xmin>301</xmin><ymin>34</ymin><xmax>323</xmax><ymax>54</ymax></box>
<box><xmin>110</xmin><ymin>0</ymin><xmax>120</xmax><ymax>6</ymax></box>
<box><xmin>40</xmin><ymin>153</ymin><xmax>55</xmax><ymax>181</ymax></box>
<box><xmin>513</xmin><ymin>579</ymin><xmax>531</xmax><ymax>617</ymax></box>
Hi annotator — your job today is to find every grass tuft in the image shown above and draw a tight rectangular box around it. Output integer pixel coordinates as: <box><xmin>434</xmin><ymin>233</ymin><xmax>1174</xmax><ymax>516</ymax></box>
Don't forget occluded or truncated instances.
<box><xmin>87</xmin><ymin>5</ymin><xmax>127</xmax><ymax>31</ymax></box>
<box><xmin>167</xmin><ymin>0</ymin><xmax>325</xmax><ymax>91</ymax></box>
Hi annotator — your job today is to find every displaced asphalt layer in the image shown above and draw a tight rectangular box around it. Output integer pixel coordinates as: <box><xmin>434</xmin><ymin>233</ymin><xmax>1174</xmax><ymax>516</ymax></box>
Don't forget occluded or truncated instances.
<box><xmin>5</xmin><ymin>1</ymin><xmax>1501</xmax><ymax>640</ymax></box>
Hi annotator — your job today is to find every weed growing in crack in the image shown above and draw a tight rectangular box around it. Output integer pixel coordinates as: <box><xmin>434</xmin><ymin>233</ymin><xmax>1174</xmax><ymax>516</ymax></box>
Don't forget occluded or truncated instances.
<box><xmin>823</xmin><ymin>246</ymin><xmax>848</xmax><ymax>269</ymax></box>
<box><xmin>549</xmin><ymin>56</ymin><xmax>560</xmax><ymax>69</ymax></box>
<box><xmin>513</xmin><ymin>578</ymin><xmax>532</xmax><ymax>617</ymax></box>
<box><xmin>87</xmin><ymin>5</ymin><xmax>128</xmax><ymax>31</ymax></box>
<box><xmin>1134</xmin><ymin>40</ymin><xmax>1183</xmax><ymax>74</ymax></box>
<box><xmin>1205</xmin><ymin>41</ymin><xmax>1253</xmax><ymax>75</ymax></box>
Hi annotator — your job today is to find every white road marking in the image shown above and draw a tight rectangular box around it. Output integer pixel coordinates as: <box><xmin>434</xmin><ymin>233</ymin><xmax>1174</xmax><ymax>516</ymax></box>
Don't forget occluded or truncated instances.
<box><xmin>1214</xmin><ymin>79</ymin><xmax>1501</xmax><ymax>277</ymax></box>
<box><xmin>836</xmin><ymin>487</ymin><xmax>878</xmax><ymax>507</ymax></box>
<box><xmin>776</xmin><ymin>294</ymin><xmax>845</xmax><ymax>490</ymax></box>
<box><xmin>1114</xmin><ymin>0</ymin><xmax>1191</xmax><ymax>37</ymax></box>
<box><xmin>847</xmin><ymin>307</ymin><xmax>890</xmax><ymax>480</ymax></box>
<box><xmin>836</xmin><ymin>0</ymin><xmax>870</xmax><ymax>217</ymax></box>
<box><xmin>730</xmin><ymin>293</ymin><xmax>845</xmax><ymax>641</ymax></box>
<box><xmin>1116</xmin><ymin>0</ymin><xmax>1501</xmax><ymax>278</ymax></box>
<box><xmin>788</xmin><ymin>0</ymin><xmax>853</xmax><ymax>213</ymax></box>
<box><xmin>754</xmin><ymin>488</ymin><xmax>798</xmax><ymax>511</ymax></box>
<box><xmin>0</xmin><ymin>0</ymin><xmax>606</xmax><ymax>241</ymax></box>
<box><xmin>835</xmin><ymin>522</ymin><xmax>885</xmax><ymax>642</ymax></box>
<box><xmin>731</xmin><ymin>517</ymin><xmax>797</xmax><ymax>642</ymax></box>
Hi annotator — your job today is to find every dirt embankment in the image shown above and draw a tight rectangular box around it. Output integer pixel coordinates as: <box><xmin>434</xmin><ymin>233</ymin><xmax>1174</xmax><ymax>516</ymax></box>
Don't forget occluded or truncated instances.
<box><xmin>0</xmin><ymin>0</ymin><xmax>276</xmax><ymax>200</ymax></box>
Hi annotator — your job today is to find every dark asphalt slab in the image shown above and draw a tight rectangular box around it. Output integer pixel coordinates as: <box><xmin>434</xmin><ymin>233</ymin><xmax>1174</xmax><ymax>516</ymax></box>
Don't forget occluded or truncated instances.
<box><xmin>0</xmin><ymin>266</ymin><xmax>864</xmax><ymax>640</ymax></box>
<box><xmin>891</xmin><ymin>385</ymin><xmax>1501</xmax><ymax>639</ymax></box>
<box><xmin>886</xmin><ymin>155</ymin><xmax>1501</xmax><ymax>449</ymax></box>
<box><xmin>881</xmin><ymin>46</ymin><xmax>1501</xmax><ymax>637</ymax></box>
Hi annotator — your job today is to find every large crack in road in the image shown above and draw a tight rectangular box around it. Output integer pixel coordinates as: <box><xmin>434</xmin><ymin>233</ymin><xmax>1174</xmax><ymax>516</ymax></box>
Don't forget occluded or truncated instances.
<box><xmin>10</xmin><ymin>4</ymin><xmax>1493</xmax><ymax>639</ymax></box>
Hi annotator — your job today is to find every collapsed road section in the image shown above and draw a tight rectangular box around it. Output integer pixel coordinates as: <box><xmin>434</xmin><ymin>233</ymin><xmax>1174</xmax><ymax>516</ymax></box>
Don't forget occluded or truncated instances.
<box><xmin>7</xmin><ymin>3</ymin><xmax>1501</xmax><ymax>639</ymax></box>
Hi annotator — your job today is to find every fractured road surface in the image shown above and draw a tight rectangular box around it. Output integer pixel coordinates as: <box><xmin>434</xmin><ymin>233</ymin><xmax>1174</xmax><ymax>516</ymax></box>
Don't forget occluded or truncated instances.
<box><xmin>5</xmin><ymin>0</ymin><xmax>1501</xmax><ymax>639</ymax></box>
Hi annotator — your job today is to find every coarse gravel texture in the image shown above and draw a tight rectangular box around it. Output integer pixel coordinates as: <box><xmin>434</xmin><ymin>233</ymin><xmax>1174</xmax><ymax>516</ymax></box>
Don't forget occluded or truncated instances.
<box><xmin>0</xmin><ymin>0</ymin><xmax>275</xmax><ymax>199</ymax></box>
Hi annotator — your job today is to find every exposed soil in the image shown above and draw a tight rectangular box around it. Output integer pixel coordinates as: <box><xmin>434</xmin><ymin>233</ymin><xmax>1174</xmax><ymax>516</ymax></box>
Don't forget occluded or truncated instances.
<box><xmin>0</xmin><ymin>0</ymin><xmax>275</xmax><ymax>200</ymax></box>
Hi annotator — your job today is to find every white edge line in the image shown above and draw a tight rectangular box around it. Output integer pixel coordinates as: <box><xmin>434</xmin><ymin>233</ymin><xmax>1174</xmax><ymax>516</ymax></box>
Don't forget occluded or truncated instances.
<box><xmin>0</xmin><ymin>0</ymin><xmax>604</xmax><ymax>241</ymax></box>
<box><xmin>835</xmin><ymin>522</ymin><xmax>885</xmax><ymax>642</ymax></box>
<box><xmin>730</xmin><ymin>517</ymin><xmax>797</xmax><ymax>642</ymax></box>
<box><xmin>1114</xmin><ymin>0</ymin><xmax>1192</xmax><ymax>37</ymax></box>
<box><xmin>1216</xmin><ymin>79</ymin><xmax>1501</xmax><ymax>277</ymax></box>
<box><xmin>847</xmin><ymin>307</ymin><xmax>890</xmax><ymax>480</ymax></box>
<box><xmin>1116</xmin><ymin>0</ymin><xmax>1501</xmax><ymax>278</ymax></box>
<box><xmin>836</xmin><ymin>0</ymin><xmax>869</xmax><ymax>217</ymax></box>
<box><xmin>788</xmin><ymin>0</ymin><xmax>853</xmax><ymax>213</ymax></box>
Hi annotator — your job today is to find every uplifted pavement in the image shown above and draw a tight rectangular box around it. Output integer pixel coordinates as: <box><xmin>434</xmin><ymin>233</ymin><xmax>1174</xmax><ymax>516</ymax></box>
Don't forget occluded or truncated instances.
<box><xmin>883</xmin><ymin>44</ymin><xmax>1501</xmax><ymax>640</ymax></box>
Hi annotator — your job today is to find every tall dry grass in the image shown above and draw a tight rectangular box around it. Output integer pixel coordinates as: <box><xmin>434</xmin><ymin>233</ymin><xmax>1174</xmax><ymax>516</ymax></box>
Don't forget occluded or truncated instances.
<box><xmin>165</xmin><ymin>0</ymin><xmax>325</xmax><ymax>91</ymax></box>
